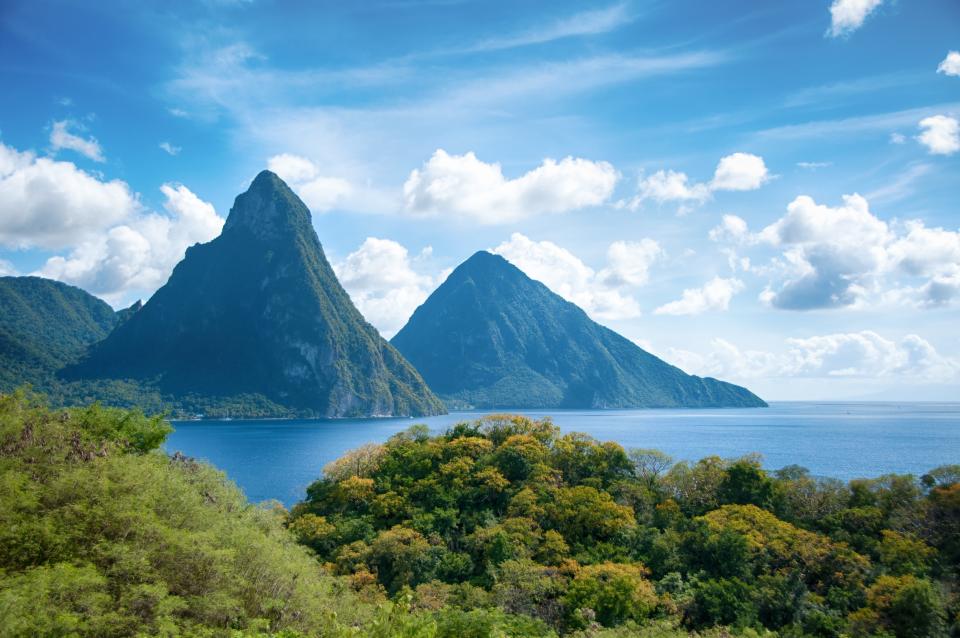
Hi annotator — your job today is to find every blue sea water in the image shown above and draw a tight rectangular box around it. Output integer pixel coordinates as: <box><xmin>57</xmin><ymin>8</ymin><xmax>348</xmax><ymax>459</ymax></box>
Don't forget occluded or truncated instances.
<box><xmin>165</xmin><ymin>402</ymin><xmax>960</xmax><ymax>507</ymax></box>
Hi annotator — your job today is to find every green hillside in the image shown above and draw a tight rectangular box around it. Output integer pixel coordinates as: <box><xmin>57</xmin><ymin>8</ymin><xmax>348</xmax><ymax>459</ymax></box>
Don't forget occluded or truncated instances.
<box><xmin>392</xmin><ymin>252</ymin><xmax>766</xmax><ymax>409</ymax></box>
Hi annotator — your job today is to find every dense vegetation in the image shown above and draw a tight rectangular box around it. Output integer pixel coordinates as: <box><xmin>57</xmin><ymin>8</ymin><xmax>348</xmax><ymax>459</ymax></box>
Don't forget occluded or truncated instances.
<box><xmin>3</xmin><ymin>393</ymin><xmax>956</xmax><ymax>636</ymax></box>
<box><xmin>292</xmin><ymin>414</ymin><xmax>960</xmax><ymax>637</ymax></box>
<box><xmin>0</xmin><ymin>276</ymin><xmax>119</xmax><ymax>390</ymax></box>
<box><xmin>0</xmin><ymin>276</ymin><xmax>347</xmax><ymax>419</ymax></box>
<box><xmin>0</xmin><ymin>390</ymin><xmax>382</xmax><ymax>636</ymax></box>
<box><xmin>391</xmin><ymin>251</ymin><xmax>765</xmax><ymax>410</ymax></box>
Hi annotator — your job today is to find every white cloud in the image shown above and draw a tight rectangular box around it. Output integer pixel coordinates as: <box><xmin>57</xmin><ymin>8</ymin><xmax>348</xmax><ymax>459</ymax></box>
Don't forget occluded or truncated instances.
<box><xmin>599</xmin><ymin>239</ymin><xmax>663</xmax><ymax>287</ymax></box>
<box><xmin>760</xmin><ymin>193</ymin><xmax>889</xmax><ymax>247</ymax></box>
<box><xmin>159</xmin><ymin>141</ymin><xmax>182</xmax><ymax>156</ymax></box>
<box><xmin>709</xmin><ymin>214</ymin><xmax>750</xmax><ymax>244</ymax></box>
<box><xmin>267</xmin><ymin>153</ymin><xmax>353</xmax><ymax>212</ymax></box>
<box><xmin>743</xmin><ymin>192</ymin><xmax>960</xmax><ymax>310</ymax></box>
<box><xmin>937</xmin><ymin>51</ymin><xmax>960</xmax><ymax>77</ymax></box>
<box><xmin>268</xmin><ymin>153</ymin><xmax>319</xmax><ymax>183</ymax></box>
<box><xmin>888</xmin><ymin>221</ymin><xmax>960</xmax><ymax>278</ymax></box>
<box><xmin>827</xmin><ymin>0</ymin><xmax>884</xmax><ymax>37</ymax></box>
<box><xmin>654</xmin><ymin>276</ymin><xmax>744</xmax><ymax>315</ymax></box>
<box><xmin>758</xmin><ymin>193</ymin><xmax>890</xmax><ymax>310</ymax></box>
<box><xmin>493</xmin><ymin>232</ymin><xmax>663</xmax><ymax>320</ymax></box>
<box><xmin>38</xmin><ymin>183</ymin><xmax>223</xmax><ymax>306</ymax></box>
<box><xmin>916</xmin><ymin>115</ymin><xmax>960</xmax><ymax>155</ymax></box>
<box><xmin>710</xmin><ymin>152</ymin><xmax>769</xmax><ymax>191</ymax></box>
<box><xmin>333</xmin><ymin>238</ymin><xmax>436</xmax><ymax>338</ymax></box>
<box><xmin>454</xmin><ymin>2</ymin><xmax>632</xmax><ymax>54</ymax></box>
<box><xmin>629</xmin><ymin>152</ymin><xmax>768</xmax><ymax>213</ymax></box>
<box><xmin>635</xmin><ymin>170</ymin><xmax>710</xmax><ymax>207</ymax></box>
<box><xmin>889</xmin><ymin>132</ymin><xmax>906</xmax><ymax>144</ymax></box>
<box><xmin>796</xmin><ymin>161</ymin><xmax>832</xmax><ymax>170</ymax></box>
<box><xmin>49</xmin><ymin>120</ymin><xmax>104</xmax><ymax>162</ymax></box>
<box><xmin>656</xmin><ymin>331</ymin><xmax>958</xmax><ymax>383</ymax></box>
<box><xmin>0</xmin><ymin>259</ymin><xmax>17</xmax><ymax>276</ymax></box>
<box><xmin>0</xmin><ymin>142</ymin><xmax>136</xmax><ymax>250</ymax></box>
<box><xmin>403</xmin><ymin>149</ymin><xmax>618</xmax><ymax>224</ymax></box>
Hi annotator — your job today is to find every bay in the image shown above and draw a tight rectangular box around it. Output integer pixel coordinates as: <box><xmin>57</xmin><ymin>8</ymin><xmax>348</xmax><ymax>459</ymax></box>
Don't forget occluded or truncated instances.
<box><xmin>165</xmin><ymin>401</ymin><xmax>960</xmax><ymax>507</ymax></box>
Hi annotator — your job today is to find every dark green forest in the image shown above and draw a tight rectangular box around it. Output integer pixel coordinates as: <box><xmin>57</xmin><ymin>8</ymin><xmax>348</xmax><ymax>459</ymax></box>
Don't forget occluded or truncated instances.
<box><xmin>1</xmin><ymin>395</ymin><xmax>957</xmax><ymax>637</ymax></box>
<box><xmin>291</xmin><ymin>415</ymin><xmax>960</xmax><ymax>638</ymax></box>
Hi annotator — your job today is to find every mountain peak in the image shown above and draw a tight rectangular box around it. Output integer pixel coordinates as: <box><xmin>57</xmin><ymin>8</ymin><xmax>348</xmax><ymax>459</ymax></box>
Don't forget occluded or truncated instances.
<box><xmin>453</xmin><ymin>251</ymin><xmax>535</xmax><ymax>287</ymax></box>
<box><xmin>462</xmin><ymin>250</ymin><xmax>508</xmax><ymax>268</ymax></box>
<box><xmin>392</xmin><ymin>252</ymin><xmax>767</xmax><ymax>410</ymax></box>
<box><xmin>222</xmin><ymin>170</ymin><xmax>313</xmax><ymax>242</ymax></box>
<box><xmin>66</xmin><ymin>172</ymin><xmax>445</xmax><ymax>418</ymax></box>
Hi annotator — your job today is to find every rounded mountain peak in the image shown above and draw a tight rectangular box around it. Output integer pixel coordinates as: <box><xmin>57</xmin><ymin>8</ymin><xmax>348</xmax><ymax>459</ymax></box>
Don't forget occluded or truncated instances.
<box><xmin>222</xmin><ymin>170</ymin><xmax>313</xmax><ymax>242</ymax></box>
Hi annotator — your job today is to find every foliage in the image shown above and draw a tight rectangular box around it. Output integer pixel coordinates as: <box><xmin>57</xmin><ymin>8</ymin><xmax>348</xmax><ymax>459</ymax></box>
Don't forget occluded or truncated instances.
<box><xmin>4</xmin><ymin>396</ymin><xmax>957</xmax><ymax>638</ymax></box>
<box><xmin>293</xmin><ymin>413</ymin><xmax>960</xmax><ymax>637</ymax></box>
<box><xmin>0</xmin><ymin>390</ymin><xmax>379</xmax><ymax>636</ymax></box>
<box><xmin>0</xmin><ymin>276</ymin><xmax>119</xmax><ymax>391</ymax></box>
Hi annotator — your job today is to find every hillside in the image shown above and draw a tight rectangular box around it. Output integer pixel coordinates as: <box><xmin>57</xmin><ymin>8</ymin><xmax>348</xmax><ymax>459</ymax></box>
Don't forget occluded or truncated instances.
<box><xmin>391</xmin><ymin>251</ymin><xmax>766</xmax><ymax>409</ymax></box>
<box><xmin>64</xmin><ymin>171</ymin><xmax>444</xmax><ymax>418</ymax></box>
<box><xmin>0</xmin><ymin>276</ymin><xmax>119</xmax><ymax>390</ymax></box>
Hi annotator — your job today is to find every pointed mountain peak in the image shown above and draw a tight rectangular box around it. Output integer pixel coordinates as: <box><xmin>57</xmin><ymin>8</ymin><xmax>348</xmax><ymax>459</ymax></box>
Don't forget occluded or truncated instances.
<box><xmin>453</xmin><ymin>251</ymin><xmax>522</xmax><ymax>280</ymax></box>
<box><xmin>392</xmin><ymin>251</ymin><xmax>767</xmax><ymax>410</ymax></box>
<box><xmin>462</xmin><ymin>250</ymin><xmax>505</xmax><ymax>267</ymax></box>
<box><xmin>223</xmin><ymin>170</ymin><xmax>313</xmax><ymax>242</ymax></box>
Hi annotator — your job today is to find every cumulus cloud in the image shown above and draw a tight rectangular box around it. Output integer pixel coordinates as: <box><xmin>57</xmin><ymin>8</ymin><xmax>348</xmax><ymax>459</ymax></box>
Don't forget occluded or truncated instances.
<box><xmin>662</xmin><ymin>331</ymin><xmax>957</xmax><ymax>384</ymax></box>
<box><xmin>758</xmin><ymin>193</ymin><xmax>890</xmax><ymax>310</ymax></box>
<box><xmin>733</xmin><ymin>192</ymin><xmax>960</xmax><ymax>310</ymax></box>
<box><xmin>629</xmin><ymin>153</ymin><xmax>768</xmax><ymax>213</ymax></box>
<box><xmin>709</xmin><ymin>214</ymin><xmax>750</xmax><ymax>244</ymax></box>
<box><xmin>937</xmin><ymin>51</ymin><xmax>960</xmax><ymax>77</ymax></box>
<box><xmin>38</xmin><ymin>183</ymin><xmax>224</xmax><ymax>306</ymax></box>
<box><xmin>0</xmin><ymin>142</ymin><xmax>136</xmax><ymax>250</ymax></box>
<box><xmin>333</xmin><ymin>238</ymin><xmax>437</xmax><ymax>338</ymax></box>
<box><xmin>599</xmin><ymin>239</ymin><xmax>664</xmax><ymax>287</ymax></box>
<box><xmin>827</xmin><ymin>0</ymin><xmax>884</xmax><ymax>37</ymax></box>
<box><xmin>267</xmin><ymin>153</ymin><xmax>353</xmax><ymax>212</ymax></box>
<box><xmin>403</xmin><ymin>149</ymin><xmax>618</xmax><ymax>223</ymax></box>
<box><xmin>49</xmin><ymin>120</ymin><xmax>104</xmax><ymax>162</ymax></box>
<box><xmin>710</xmin><ymin>152</ymin><xmax>769</xmax><ymax>191</ymax></box>
<box><xmin>889</xmin><ymin>132</ymin><xmax>906</xmax><ymax>144</ymax></box>
<box><xmin>635</xmin><ymin>170</ymin><xmax>710</xmax><ymax>208</ymax></box>
<box><xmin>492</xmin><ymin>232</ymin><xmax>664</xmax><ymax>320</ymax></box>
<box><xmin>917</xmin><ymin>115</ymin><xmax>960</xmax><ymax>155</ymax></box>
<box><xmin>654</xmin><ymin>276</ymin><xmax>744</xmax><ymax>316</ymax></box>
<box><xmin>159</xmin><ymin>141</ymin><xmax>182</xmax><ymax>156</ymax></box>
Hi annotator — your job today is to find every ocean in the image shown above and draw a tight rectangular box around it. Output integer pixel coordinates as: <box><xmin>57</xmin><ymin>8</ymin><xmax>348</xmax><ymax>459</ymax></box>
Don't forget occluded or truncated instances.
<box><xmin>165</xmin><ymin>401</ymin><xmax>960</xmax><ymax>507</ymax></box>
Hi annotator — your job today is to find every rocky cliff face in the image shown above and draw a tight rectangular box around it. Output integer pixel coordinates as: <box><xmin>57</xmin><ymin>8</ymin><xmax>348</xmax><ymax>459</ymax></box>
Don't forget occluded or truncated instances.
<box><xmin>66</xmin><ymin>171</ymin><xmax>445</xmax><ymax>417</ymax></box>
<box><xmin>392</xmin><ymin>251</ymin><xmax>767</xmax><ymax>409</ymax></box>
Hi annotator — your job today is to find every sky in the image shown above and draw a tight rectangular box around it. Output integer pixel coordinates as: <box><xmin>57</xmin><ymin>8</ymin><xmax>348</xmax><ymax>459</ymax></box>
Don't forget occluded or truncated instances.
<box><xmin>1</xmin><ymin>0</ymin><xmax>959</xmax><ymax>401</ymax></box>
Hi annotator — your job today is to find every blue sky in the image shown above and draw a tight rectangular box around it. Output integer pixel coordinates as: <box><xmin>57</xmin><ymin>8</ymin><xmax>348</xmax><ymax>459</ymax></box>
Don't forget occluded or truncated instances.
<box><xmin>1</xmin><ymin>0</ymin><xmax>959</xmax><ymax>400</ymax></box>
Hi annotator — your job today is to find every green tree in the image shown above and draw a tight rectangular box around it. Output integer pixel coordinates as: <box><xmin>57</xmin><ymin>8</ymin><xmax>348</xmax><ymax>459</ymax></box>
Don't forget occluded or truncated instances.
<box><xmin>563</xmin><ymin>563</ymin><xmax>658</xmax><ymax>629</ymax></box>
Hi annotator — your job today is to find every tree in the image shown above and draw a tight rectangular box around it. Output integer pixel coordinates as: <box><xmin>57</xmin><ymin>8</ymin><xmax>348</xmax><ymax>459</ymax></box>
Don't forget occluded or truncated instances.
<box><xmin>323</xmin><ymin>442</ymin><xmax>386</xmax><ymax>481</ymax></box>
<box><xmin>629</xmin><ymin>448</ymin><xmax>674</xmax><ymax>486</ymax></box>
<box><xmin>718</xmin><ymin>459</ymin><xmax>774</xmax><ymax>509</ymax></box>
<box><xmin>877</xmin><ymin>530</ymin><xmax>935</xmax><ymax>577</ymax></box>
<box><xmin>545</xmin><ymin>486</ymin><xmax>635</xmax><ymax>545</ymax></box>
<box><xmin>849</xmin><ymin>575</ymin><xmax>946</xmax><ymax>638</ymax></box>
<box><xmin>563</xmin><ymin>562</ymin><xmax>658</xmax><ymax>629</ymax></box>
<box><xmin>367</xmin><ymin>526</ymin><xmax>437</xmax><ymax>594</ymax></box>
<box><xmin>686</xmin><ymin>577</ymin><xmax>757</xmax><ymax>629</ymax></box>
